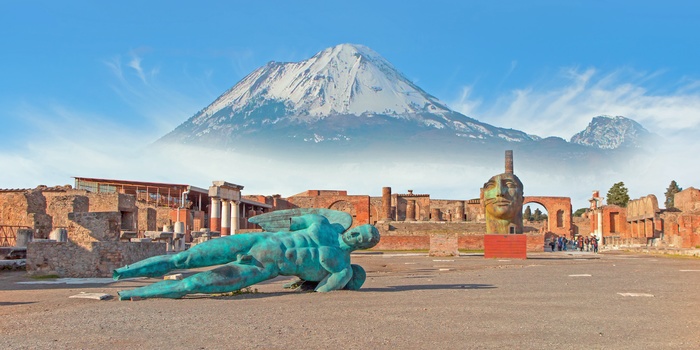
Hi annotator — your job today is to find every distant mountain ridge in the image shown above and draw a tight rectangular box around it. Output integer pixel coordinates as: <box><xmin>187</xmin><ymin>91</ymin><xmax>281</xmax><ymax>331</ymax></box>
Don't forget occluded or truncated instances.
<box><xmin>159</xmin><ymin>44</ymin><xmax>538</xmax><ymax>149</ymax></box>
<box><xmin>570</xmin><ymin>115</ymin><xmax>652</xmax><ymax>149</ymax></box>
<box><xmin>157</xmin><ymin>44</ymin><xmax>653</xmax><ymax>169</ymax></box>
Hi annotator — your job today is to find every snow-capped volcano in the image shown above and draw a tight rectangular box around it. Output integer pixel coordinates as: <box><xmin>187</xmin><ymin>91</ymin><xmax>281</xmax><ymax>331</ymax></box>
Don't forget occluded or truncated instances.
<box><xmin>159</xmin><ymin>43</ymin><xmax>536</xmax><ymax>148</ymax></box>
<box><xmin>203</xmin><ymin>43</ymin><xmax>450</xmax><ymax>119</ymax></box>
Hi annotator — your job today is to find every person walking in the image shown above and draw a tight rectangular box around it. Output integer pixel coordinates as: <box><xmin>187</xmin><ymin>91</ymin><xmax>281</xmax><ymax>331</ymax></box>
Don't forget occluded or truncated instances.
<box><xmin>591</xmin><ymin>236</ymin><xmax>599</xmax><ymax>253</ymax></box>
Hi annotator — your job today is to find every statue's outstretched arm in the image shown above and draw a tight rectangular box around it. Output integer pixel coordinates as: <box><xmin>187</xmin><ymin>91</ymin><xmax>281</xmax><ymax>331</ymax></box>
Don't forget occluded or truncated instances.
<box><xmin>315</xmin><ymin>247</ymin><xmax>353</xmax><ymax>292</ymax></box>
<box><xmin>315</xmin><ymin>266</ymin><xmax>352</xmax><ymax>292</ymax></box>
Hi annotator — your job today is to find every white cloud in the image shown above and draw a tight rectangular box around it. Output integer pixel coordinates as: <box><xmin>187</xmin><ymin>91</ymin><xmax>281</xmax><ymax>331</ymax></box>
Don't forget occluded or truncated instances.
<box><xmin>128</xmin><ymin>55</ymin><xmax>147</xmax><ymax>84</ymax></box>
<box><xmin>104</xmin><ymin>54</ymin><xmax>211</xmax><ymax>135</ymax></box>
<box><xmin>451</xmin><ymin>67</ymin><xmax>700</xmax><ymax>139</ymax></box>
<box><xmin>452</xmin><ymin>85</ymin><xmax>482</xmax><ymax>117</ymax></box>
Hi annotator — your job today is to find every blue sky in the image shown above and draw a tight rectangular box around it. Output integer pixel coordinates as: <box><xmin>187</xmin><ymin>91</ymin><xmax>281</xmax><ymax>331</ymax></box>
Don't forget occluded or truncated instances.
<box><xmin>2</xmin><ymin>1</ymin><xmax>700</xmax><ymax>208</ymax></box>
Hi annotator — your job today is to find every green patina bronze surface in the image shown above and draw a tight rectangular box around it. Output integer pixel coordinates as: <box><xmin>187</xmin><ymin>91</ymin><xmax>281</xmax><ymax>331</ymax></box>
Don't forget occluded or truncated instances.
<box><xmin>481</xmin><ymin>173</ymin><xmax>524</xmax><ymax>234</ymax></box>
<box><xmin>113</xmin><ymin>209</ymin><xmax>380</xmax><ymax>300</ymax></box>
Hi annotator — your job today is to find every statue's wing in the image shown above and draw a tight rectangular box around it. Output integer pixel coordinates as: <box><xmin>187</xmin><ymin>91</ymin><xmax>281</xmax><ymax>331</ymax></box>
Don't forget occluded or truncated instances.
<box><xmin>248</xmin><ymin>208</ymin><xmax>352</xmax><ymax>232</ymax></box>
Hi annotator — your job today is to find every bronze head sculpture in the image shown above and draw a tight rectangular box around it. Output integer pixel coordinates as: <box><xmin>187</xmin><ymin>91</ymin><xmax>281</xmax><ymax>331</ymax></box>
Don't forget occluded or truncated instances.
<box><xmin>481</xmin><ymin>150</ymin><xmax>524</xmax><ymax>234</ymax></box>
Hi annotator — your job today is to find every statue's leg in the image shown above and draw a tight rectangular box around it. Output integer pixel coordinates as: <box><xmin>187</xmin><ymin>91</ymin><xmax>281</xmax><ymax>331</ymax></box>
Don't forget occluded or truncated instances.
<box><xmin>113</xmin><ymin>235</ymin><xmax>259</xmax><ymax>280</ymax></box>
<box><xmin>343</xmin><ymin>264</ymin><xmax>367</xmax><ymax>290</ymax></box>
<box><xmin>113</xmin><ymin>254</ymin><xmax>175</xmax><ymax>280</ymax></box>
<box><xmin>117</xmin><ymin>262</ymin><xmax>276</xmax><ymax>300</ymax></box>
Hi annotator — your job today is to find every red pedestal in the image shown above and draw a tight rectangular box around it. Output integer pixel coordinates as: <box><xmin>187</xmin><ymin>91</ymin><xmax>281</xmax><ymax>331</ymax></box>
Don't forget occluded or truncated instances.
<box><xmin>484</xmin><ymin>234</ymin><xmax>527</xmax><ymax>259</ymax></box>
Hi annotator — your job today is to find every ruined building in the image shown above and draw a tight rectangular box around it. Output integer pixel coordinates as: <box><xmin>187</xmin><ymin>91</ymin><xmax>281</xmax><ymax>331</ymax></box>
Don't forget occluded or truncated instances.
<box><xmin>588</xmin><ymin>187</ymin><xmax>700</xmax><ymax>249</ymax></box>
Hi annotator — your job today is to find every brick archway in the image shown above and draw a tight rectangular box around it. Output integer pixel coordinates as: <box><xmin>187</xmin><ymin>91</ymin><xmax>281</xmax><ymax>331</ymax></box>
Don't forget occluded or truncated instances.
<box><xmin>328</xmin><ymin>200</ymin><xmax>355</xmax><ymax>217</ymax></box>
<box><xmin>369</xmin><ymin>203</ymin><xmax>380</xmax><ymax>225</ymax></box>
<box><xmin>523</xmin><ymin>196</ymin><xmax>572</xmax><ymax>237</ymax></box>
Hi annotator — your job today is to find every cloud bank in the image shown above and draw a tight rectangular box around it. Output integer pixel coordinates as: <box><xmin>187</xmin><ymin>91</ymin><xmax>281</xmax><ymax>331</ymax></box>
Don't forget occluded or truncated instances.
<box><xmin>451</xmin><ymin>67</ymin><xmax>700</xmax><ymax>139</ymax></box>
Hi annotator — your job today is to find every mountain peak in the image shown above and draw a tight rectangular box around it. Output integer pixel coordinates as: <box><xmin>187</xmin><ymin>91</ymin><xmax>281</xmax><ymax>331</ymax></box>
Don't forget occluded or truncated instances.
<box><xmin>316</xmin><ymin>43</ymin><xmax>380</xmax><ymax>60</ymax></box>
<box><xmin>160</xmin><ymin>44</ymin><xmax>537</xmax><ymax>148</ymax></box>
<box><xmin>570</xmin><ymin>115</ymin><xmax>651</xmax><ymax>149</ymax></box>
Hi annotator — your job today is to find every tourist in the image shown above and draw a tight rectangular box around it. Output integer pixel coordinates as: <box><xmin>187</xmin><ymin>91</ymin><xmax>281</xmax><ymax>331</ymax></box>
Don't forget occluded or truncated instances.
<box><xmin>591</xmin><ymin>236</ymin><xmax>599</xmax><ymax>253</ymax></box>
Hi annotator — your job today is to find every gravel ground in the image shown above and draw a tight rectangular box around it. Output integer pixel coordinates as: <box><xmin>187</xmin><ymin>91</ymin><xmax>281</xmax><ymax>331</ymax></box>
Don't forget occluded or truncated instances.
<box><xmin>1</xmin><ymin>251</ymin><xmax>699</xmax><ymax>349</ymax></box>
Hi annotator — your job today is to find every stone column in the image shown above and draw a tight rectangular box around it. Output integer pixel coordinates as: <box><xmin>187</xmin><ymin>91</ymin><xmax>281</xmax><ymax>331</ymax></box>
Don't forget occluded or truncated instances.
<box><xmin>381</xmin><ymin>187</ymin><xmax>392</xmax><ymax>221</ymax></box>
<box><xmin>455</xmin><ymin>204</ymin><xmax>465</xmax><ymax>222</ymax></box>
<box><xmin>221</xmin><ymin>200</ymin><xmax>231</xmax><ymax>236</ymax></box>
<box><xmin>49</xmin><ymin>228</ymin><xmax>68</xmax><ymax>242</ymax></box>
<box><xmin>210</xmin><ymin>197</ymin><xmax>221</xmax><ymax>233</ymax></box>
<box><xmin>16</xmin><ymin>228</ymin><xmax>34</xmax><ymax>247</ymax></box>
<box><xmin>505</xmin><ymin>150</ymin><xmax>514</xmax><ymax>174</ymax></box>
<box><xmin>231</xmin><ymin>201</ymin><xmax>240</xmax><ymax>234</ymax></box>
<box><xmin>406</xmin><ymin>200</ymin><xmax>416</xmax><ymax>221</ymax></box>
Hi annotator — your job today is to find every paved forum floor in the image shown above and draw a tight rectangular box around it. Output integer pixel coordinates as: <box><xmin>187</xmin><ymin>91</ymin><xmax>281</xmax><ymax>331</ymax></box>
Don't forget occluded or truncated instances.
<box><xmin>1</xmin><ymin>251</ymin><xmax>699</xmax><ymax>349</ymax></box>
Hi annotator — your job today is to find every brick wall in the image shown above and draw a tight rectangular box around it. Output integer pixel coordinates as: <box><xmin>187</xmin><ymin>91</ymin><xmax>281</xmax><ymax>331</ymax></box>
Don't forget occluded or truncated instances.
<box><xmin>285</xmin><ymin>194</ymin><xmax>371</xmax><ymax>228</ymax></box>
<box><xmin>675</xmin><ymin>187</ymin><xmax>700</xmax><ymax>212</ymax></box>
<box><xmin>678</xmin><ymin>215</ymin><xmax>700</xmax><ymax>248</ymax></box>
<box><xmin>27</xmin><ymin>241</ymin><xmax>166</xmax><ymax>277</ymax></box>
<box><xmin>0</xmin><ymin>192</ymin><xmax>32</xmax><ymax>226</ymax></box>
<box><xmin>45</xmin><ymin>194</ymin><xmax>89</xmax><ymax>229</ymax></box>
<box><xmin>138</xmin><ymin>207</ymin><xmax>157</xmax><ymax>232</ymax></box>
<box><xmin>430</xmin><ymin>200</ymin><xmax>466</xmax><ymax>221</ymax></box>
<box><xmin>373</xmin><ymin>221</ymin><xmax>545</xmax><ymax>252</ymax></box>
<box><xmin>86</xmin><ymin>192</ymin><xmax>120</xmax><ymax>212</ymax></box>
<box><xmin>484</xmin><ymin>234</ymin><xmax>528</xmax><ymax>259</ymax></box>
<box><xmin>68</xmin><ymin>212</ymin><xmax>121</xmax><ymax>248</ymax></box>
<box><xmin>0</xmin><ymin>190</ymin><xmax>53</xmax><ymax>237</ymax></box>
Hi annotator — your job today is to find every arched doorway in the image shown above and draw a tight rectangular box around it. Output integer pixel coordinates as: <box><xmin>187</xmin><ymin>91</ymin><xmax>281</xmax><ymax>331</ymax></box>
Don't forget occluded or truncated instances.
<box><xmin>522</xmin><ymin>202</ymin><xmax>549</xmax><ymax>234</ymax></box>
<box><xmin>328</xmin><ymin>200</ymin><xmax>356</xmax><ymax>223</ymax></box>
<box><xmin>523</xmin><ymin>196</ymin><xmax>572</xmax><ymax>237</ymax></box>
<box><xmin>523</xmin><ymin>196</ymin><xmax>573</xmax><ymax>252</ymax></box>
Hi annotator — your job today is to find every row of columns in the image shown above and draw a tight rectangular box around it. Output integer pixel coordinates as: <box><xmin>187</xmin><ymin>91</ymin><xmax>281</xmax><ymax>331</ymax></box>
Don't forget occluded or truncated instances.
<box><xmin>629</xmin><ymin>219</ymin><xmax>656</xmax><ymax>239</ymax></box>
<box><xmin>382</xmin><ymin>186</ymin><xmax>467</xmax><ymax>222</ymax></box>
<box><xmin>209</xmin><ymin>197</ymin><xmax>240</xmax><ymax>236</ymax></box>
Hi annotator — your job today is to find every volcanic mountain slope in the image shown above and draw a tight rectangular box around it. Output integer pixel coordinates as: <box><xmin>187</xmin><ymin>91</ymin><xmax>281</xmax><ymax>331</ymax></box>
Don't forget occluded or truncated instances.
<box><xmin>157</xmin><ymin>43</ymin><xmax>656</xmax><ymax>174</ymax></box>
<box><xmin>570</xmin><ymin>115</ymin><xmax>654</xmax><ymax>149</ymax></box>
<box><xmin>158</xmin><ymin>44</ymin><xmax>540</xmax><ymax>154</ymax></box>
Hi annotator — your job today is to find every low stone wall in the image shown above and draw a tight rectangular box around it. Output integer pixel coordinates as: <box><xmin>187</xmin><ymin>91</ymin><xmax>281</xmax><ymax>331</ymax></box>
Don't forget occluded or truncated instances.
<box><xmin>27</xmin><ymin>241</ymin><xmax>166</xmax><ymax>277</ymax></box>
<box><xmin>373</xmin><ymin>221</ymin><xmax>545</xmax><ymax>252</ymax></box>
<box><xmin>604</xmin><ymin>245</ymin><xmax>700</xmax><ymax>258</ymax></box>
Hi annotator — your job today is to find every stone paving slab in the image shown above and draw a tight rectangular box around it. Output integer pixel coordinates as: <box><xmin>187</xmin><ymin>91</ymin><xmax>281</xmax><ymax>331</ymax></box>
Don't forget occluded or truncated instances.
<box><xmin>0</xmin><ymin>251</ymin><xmax>698</xmax><ymax>349</ymax></box>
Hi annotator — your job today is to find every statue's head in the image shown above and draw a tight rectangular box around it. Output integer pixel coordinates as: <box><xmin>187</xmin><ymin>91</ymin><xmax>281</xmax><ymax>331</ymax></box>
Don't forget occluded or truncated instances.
<box><xmin>342</xmin><ymin>224</ymin><xmax>380</xmax><ymax>250</ymax></box>
<box><xmin>481</xmin><ymin>172</ymin><xmax>524</xmax><ymax>222</ymax></box>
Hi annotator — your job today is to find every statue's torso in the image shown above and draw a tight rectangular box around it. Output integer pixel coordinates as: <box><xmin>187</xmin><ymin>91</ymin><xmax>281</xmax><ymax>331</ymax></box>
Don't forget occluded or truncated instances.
<box><xmin>249</xmin><ymin>225</ymin><xmax>348</xmax><ymax>281</ymax></box>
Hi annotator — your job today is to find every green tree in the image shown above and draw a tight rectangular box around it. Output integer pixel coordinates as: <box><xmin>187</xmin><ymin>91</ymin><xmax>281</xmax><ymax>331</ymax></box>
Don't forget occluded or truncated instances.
<box><xmin>533</xmin><ymin>208</ymin><xmax>542</xmax><ymax>221</ymax></box>
<box><xmin>573</xmin><ymin>208</ymin><xmax>588</xmax><ymax>217</ymax></box>
<box><xmin>664</xmin><ymin>180</ymin><xmax>682</xmax><ymax>209</ymax></box>
<box><xmin>606</xmin><ymin>182</ymin><xmax>630</xmax><ymax>207</ymax></box>
<box><xmin>524</xmin><ymin>205</ymin><xmax>532</xmax><ymax>221</ymax></box>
